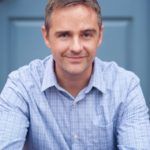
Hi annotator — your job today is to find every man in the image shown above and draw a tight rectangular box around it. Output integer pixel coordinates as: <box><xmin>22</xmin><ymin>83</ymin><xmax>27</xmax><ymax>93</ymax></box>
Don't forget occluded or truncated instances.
<box><xmin>0</xmin><ymin>0</ymin><xmax>150</xmax><ymax>149</ymax></box>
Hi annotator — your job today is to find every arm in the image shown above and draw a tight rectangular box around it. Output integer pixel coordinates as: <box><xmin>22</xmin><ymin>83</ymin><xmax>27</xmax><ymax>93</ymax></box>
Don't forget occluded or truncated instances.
<box><xmin>0</xmin><ymin>74</ymin><xmax>29</xmax><ymax>149</ymax></box>
<box><xmin>117</xmin><ymin>77</ymin><xmax>150</xmax><ymax>150</ymax></box>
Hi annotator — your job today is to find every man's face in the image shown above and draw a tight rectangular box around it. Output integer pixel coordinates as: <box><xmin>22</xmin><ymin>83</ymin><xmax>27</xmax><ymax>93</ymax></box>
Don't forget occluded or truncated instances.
<box><xmin>42</xmin><ymin>4</ymin><xmax>103</xmax><ymax>76</ymax></box>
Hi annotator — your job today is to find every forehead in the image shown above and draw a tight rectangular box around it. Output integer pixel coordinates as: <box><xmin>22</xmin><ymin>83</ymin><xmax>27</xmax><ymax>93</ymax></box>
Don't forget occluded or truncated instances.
<box><xmin>50</xmin><ymin>4</ymin><xmax>99</xmax><ymax>30</ymax></box>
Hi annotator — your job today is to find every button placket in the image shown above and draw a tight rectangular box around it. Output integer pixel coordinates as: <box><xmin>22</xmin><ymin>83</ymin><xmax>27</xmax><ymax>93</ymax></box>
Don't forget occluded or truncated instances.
<box><xmin>70</xmin><ymin>100</ymin><xmax>79</xmax><ymax>145</ymax></box>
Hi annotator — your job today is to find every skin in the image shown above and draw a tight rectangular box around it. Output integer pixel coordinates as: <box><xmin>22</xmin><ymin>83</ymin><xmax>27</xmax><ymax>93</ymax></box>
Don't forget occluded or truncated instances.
<box><xmin>42</xmin><ymin>4</ymin><xmax>103</xmax><ymax>96</ymax></box>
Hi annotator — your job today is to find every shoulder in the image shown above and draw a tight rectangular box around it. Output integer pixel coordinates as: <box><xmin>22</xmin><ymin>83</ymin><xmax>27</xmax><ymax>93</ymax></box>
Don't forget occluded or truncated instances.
<box><xmin>7</xmin><ymin>55</ymin><xmax>51</xmax><ymax>91</ymax></box>
<box><xmin>95</xmin><ymin>57</ymin><xmax>140</xmax><ymax>92</ymax></box>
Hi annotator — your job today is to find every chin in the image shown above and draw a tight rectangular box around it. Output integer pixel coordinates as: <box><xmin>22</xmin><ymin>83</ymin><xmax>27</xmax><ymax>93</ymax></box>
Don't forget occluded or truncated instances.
<box><xmin>64</xmin><ymin>67</ymin><xmax>88</xmax><ymax>76</ymax></box>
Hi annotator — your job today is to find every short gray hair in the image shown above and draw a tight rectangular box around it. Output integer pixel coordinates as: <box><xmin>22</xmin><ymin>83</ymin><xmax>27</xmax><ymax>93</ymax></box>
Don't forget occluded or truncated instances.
<box><xmin>44</xmin><ymin>0</ymin><xmax>102</xmax><ymax>32</ymax></box>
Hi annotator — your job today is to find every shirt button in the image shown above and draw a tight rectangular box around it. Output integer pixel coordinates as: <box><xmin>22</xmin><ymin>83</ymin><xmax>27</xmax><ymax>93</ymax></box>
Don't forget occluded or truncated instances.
<box><xmin>73</xmin><ymin>133</ymin><xmax>79</xmax><ymax>139</ymax></box>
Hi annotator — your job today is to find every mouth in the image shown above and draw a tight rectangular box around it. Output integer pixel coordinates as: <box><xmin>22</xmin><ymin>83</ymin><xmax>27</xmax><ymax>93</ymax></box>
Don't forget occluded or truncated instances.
<box><xmin>65</xmin><ymin>56</ymin><xmax>86</xmax><ymax>63</ymax></box>
<box><xmin>67</xmin><ymin>56</ymin><xmax>85</xmax><ymax>59</ymax></box>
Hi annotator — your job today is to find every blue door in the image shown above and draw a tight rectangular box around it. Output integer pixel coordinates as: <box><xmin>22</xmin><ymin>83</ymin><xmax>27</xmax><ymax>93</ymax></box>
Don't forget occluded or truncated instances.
<box><xmin>0</xmin><ymin>0</ymin><xmax>149</xmax><ymax>107</ymax></box>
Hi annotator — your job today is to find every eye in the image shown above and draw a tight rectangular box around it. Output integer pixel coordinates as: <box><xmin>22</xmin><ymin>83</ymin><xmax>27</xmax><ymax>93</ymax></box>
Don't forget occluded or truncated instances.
<box><xmin>82</xmin><ymin>32</ymin><xmax>93</xmax><ymax>39</ymax></box>
<box><xmin>58</xmin><ymin>32</ymin><xmax>70</xmax><ymax>39</ymax></box>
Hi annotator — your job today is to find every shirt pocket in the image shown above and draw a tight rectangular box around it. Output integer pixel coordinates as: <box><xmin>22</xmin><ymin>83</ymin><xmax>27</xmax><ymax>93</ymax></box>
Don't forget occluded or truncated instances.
<box><xmin>87</xmin><ymin>116</ymin><xmax>115</xmax><ymax>150</ymax></box>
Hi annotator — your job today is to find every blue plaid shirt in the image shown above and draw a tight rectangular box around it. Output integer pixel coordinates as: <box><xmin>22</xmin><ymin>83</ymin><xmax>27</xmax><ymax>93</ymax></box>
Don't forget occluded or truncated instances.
<box><xmin>0</xmin><ymin>55</ymin><xmax>150</xmax><ymax>150</ymax></box>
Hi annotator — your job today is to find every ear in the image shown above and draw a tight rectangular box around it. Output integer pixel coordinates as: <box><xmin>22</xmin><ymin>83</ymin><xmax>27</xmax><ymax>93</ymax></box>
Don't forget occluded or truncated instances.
<box><xmin>97</xmin><ymin>25</ymin><xmax>104</xmax><ymax>47</ymax></box>
<box><xmin>41</xmin><ymin>25</ymin><xmax>51</xmax><ymax>48</ymax></box>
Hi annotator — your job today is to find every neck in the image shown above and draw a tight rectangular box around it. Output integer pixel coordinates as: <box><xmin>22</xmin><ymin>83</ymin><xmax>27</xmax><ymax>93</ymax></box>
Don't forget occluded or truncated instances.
<box><xmin>55</xmin><ymin>67</ymin><xmax>93</xmax><ymax>97</ymax></box>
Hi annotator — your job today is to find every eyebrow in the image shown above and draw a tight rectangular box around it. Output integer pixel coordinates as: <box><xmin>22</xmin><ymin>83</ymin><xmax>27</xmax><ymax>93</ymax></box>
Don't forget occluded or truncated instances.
<box><xmin>81</xmin><ymin>29</ymin><xmax>97</xmax><ymax>34</ymax></box>
<box><xmin>55</xmin><ymin>29</ymin><xmax>97</xmax><ymax>35</ymax></box>
<box><xmin>55</xmin><ymin>31</ymin><xmax>70</xmax><ymax>35</ymax></box>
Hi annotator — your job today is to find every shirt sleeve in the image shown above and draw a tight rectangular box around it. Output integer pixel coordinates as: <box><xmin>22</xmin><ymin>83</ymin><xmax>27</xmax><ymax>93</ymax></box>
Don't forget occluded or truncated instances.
<box><xmin>117</xmin><ymin>76</ymin><xmax>150</xmax><ymax>150</ymax></box>
<box><xmin>0</xmin><ymin>73</ymin><xmax>29</xmax><ymax>150</ymax></box>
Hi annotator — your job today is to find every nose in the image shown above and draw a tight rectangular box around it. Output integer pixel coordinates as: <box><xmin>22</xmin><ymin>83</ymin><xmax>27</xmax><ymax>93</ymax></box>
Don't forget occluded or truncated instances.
<box><xmin>70</xmin><ymin>37</ymin><xmax>82</xmax><ymax>54</ymax></box>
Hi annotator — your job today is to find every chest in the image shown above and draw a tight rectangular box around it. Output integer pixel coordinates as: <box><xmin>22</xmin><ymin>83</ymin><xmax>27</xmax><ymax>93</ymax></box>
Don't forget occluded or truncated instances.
<box><xmin>27</xmin><ymin>89</ymin><xmax>118</xmax><ymax>149</ymax></box>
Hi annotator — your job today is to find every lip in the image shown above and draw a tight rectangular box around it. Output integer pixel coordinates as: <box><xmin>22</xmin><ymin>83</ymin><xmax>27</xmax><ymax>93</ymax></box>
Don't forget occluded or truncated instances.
<box><xmin>67</xmin><ymin>56</ymin><xmax>85</xmax><ymax>59</ymax></box>
<box><xmin>65</xmin><ymin>56</ymin><xmax>86</xmax><ymax>63</ymax></box>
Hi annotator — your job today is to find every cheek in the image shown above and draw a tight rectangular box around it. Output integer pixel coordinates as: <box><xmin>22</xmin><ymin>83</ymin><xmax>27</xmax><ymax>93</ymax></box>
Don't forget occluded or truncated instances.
<box><xmin>50</xmin><ymin>46</ymin><xmax>69</xmax><ymax>62</ymax></box>
<box><xmin>85</xmin><ymin>42</ymin><xmax>97</xmax><ymax>53</ymax></box>
<box><xmin>51</xmin><ymin>41</ymin><xmax>70</xmax><ymax>53</ymax></box>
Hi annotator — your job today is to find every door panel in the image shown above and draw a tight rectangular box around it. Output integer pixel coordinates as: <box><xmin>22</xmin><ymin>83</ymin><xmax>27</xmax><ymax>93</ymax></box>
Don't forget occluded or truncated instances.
<box><xmin>9</xmin><ymin>18</ymin><xmax>48</xmax><ymax>70</ymax></box>
<box><xmin>98</xmin><ymin>19</ymin><xmax>132</xmax><ymax>67</ymax></box>
<box><xmin>0</xmin><ymin>0</ymin><xmax>149</xmax><ymax>107</ymax></box>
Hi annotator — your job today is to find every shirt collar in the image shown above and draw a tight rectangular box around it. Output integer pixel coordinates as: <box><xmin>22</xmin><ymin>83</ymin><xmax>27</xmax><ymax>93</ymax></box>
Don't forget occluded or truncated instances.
<box><xmin>86</xmin><ymin>57</ymin><xmax>106</xmax><ymax>94</ymax></box>
<box><xmin>41</xmin><ymin>56</ymin><xmax>57</xmax><ymax>92</ymax></box>
<box><xmin>41</xmin><ymin>56</ymin><xmax>106</xmax><ymax>94</ymax></box>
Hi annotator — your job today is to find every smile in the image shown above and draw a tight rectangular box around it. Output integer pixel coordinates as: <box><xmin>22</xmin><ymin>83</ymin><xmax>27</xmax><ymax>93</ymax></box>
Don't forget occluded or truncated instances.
<box><xmin>65</xmin><ymin>56</ymin><xmax>86</xmax><ymax>62</ymax></box>
<box><xmin>67</xmin><ymin>56</ymin><xmax>86</xmax><ymax>59</ymax></box>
